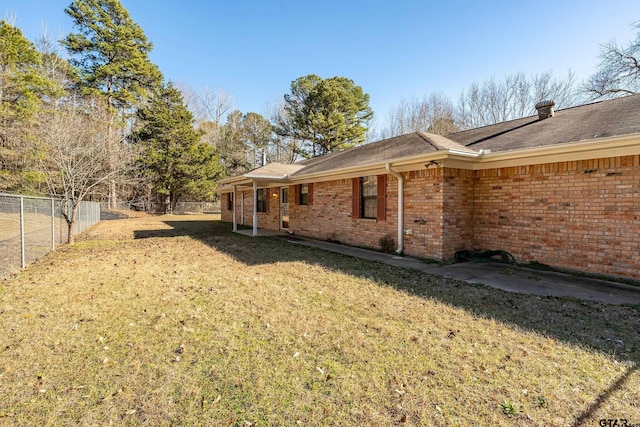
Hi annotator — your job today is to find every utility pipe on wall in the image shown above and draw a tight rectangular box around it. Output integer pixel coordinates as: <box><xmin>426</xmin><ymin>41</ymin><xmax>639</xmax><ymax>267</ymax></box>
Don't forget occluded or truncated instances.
<box><xmin>252</xmin><ymin>181</ymin><xmax>258</xmax><ymax>236</ymax></box>
<box><xmin>232</xmin><ymin>185</ymin><xmax>237</xmax><ymax>231</ymax></box>
<box><xmin>385</xmin><ymin>163</ymin><xmax>404</xmax><ymax>254</ymax></box>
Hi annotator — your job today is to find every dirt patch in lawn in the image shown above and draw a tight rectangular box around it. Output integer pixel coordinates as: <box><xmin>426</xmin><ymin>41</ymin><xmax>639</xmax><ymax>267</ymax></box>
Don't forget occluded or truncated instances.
<box><xmin>0</xmin><ymin>215</ymin><xmax>638</xmax><ymax>425</ymax></box>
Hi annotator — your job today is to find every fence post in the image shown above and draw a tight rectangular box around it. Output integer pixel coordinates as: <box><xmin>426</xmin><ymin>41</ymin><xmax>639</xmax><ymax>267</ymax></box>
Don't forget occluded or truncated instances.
<box><xmin>20</xmin><ymin>196</ymin><xmax>25</xmax><ymax>269</ymax></box>
<box><xmin>51</xmin><ymin>198</ymin><xmax>56</xmax><ymax>250</ymax></box>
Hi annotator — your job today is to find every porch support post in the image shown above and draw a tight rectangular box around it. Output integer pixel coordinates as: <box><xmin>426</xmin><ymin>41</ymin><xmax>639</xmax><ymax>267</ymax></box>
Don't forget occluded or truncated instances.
<box><xmin>252</xmin><ymin>181</ymin><xmax>258</xmax><ymax>236</ymax></box>
<box><xmin>386</xmin><ymin>163</ymin><xmax>404</xmax><ymax>254</ymax></box>
<box><xmin>232</xmin><ymin>185</ymin><xmax>237</xmax><ymax>231</ymax></box>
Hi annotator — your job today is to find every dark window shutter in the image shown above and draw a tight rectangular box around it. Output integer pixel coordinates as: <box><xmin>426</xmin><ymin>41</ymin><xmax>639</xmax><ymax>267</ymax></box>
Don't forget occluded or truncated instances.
<box><xmin>293</xmin><ymin>185</ymin><xmax>300</xmax><ymax>205</ymax></box>
<box><xmin>308</xmin><ymin>183</ymin><xmax>314</xmax><ymax>206</ymax></box>
<box><xmin>352</xmin><ymin>178</ymin><xmax>360</xmax><ymax>218</ymax></box>
<box><xmin>377</xmin><ymin>174</ymin><xmax>386</xmax><ymax>221</ymax></box>
<box><xmin>289</xmin><ymin>185</ymin><xmax>296</xmax><ymax>204</ymax></box>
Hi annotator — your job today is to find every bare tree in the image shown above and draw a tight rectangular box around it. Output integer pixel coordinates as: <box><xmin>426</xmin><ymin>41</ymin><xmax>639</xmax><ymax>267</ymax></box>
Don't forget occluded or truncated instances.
<box><xmin>380</xmin><ymin>93</ymin><xmax>458</xmax><ymax>138</ymax></box>
<box><xmin>584</xmin><ymin>22</ymin><xmax>640</xmax><ymax>100</ymax></box>
<box><xmin>36</xmin><ymin>96</ymin><xmax>124</xmax><ymax>243</ymax></box>
<box><xmin>199</xmin><ymin>87</ymin><xmax>234</xmax><ymax>126</ymax></box>
<box><xmin>266</xmin><ymin>100</ymin><xmax>301</xmax><ymax>163</ymax></box>
<box><xmin>176</xmin><ymin>82</ymin><xmax>235</xmax><ymax>127</ymax></box>
<box><xmin>457</xmin><ymin>71</ymin><xmax>579</xmax><ymax>129</ymax></box>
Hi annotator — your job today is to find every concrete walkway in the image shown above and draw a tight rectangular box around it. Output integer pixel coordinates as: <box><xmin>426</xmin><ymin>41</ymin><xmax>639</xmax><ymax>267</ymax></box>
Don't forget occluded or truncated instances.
<box><xmin>275</xmin><ymin>235</ymin><xmax>640</xmax><ymax>305</ymax></box>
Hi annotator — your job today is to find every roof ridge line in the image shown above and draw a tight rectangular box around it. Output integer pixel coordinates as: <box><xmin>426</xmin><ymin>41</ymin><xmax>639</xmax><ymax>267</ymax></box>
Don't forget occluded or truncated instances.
<box><xmin>416</xmin><ymin>132</ymin><xmax>440</xmax><ymax>150</ymax></box>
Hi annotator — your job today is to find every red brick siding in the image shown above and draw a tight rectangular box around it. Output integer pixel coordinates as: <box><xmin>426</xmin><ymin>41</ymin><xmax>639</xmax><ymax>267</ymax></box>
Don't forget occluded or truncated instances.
<box><xmin>289</xmin><ymin>178</ymin><xmax>399</xmax><ymax>250</ymax></box>
<box><xmin>221</xmin><ymin>154</ymin><xmax>640</xmax><ymax>279</ymax></box>
<box><xmin>473</xmin><ymin>156</ymin><xmax>640</xmax><ymax>278</ymax></box>
<box><xmin>400</xmin><ymin>169</ymin><xmax>446</xmax><ymax>259</ymax></box>
<box><xmin>442</xmin><ymin>168</ymin><xmax>476</xmax><ymax>259</ymax></box>
<box><xmin>219</xmin><ymin>188</ymin><xmax>280</xmax><ymax>230</ymax></box>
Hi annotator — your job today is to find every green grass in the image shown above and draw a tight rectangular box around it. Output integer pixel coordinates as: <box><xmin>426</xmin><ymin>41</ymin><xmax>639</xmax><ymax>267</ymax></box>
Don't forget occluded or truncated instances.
<box><xmin>0</xmin><ymin>215</ymin><xmax>638</xmax><ymax>426</ymax></box>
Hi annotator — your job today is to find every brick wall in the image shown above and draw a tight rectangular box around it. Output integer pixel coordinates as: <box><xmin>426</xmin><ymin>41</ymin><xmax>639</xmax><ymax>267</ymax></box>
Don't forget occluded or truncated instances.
<box><xmin>287</xmin><ymin>171</ymin><xmax>464</xmax><ymax>258</ymax></box>
<box><xmin>289</xmin><ymin>178</ymin><xmax>397</xmax><ymax>250</ymax></box>
<box><xmin>220</xmin><ymin>188</ymin><xmax>280</xmax><ymax>230</ymax></box>
<box><xmin>220</xmin><ymin>154</ymin><xmax>640</xmax><ymax>279</ymax></box>
<box><xmin>473</xmin><ymin>156</ymin><xmax>640</xmax><ymax>279</ymax></box>
<box><xmin>400</xmin><ymin>169</ymin><xmax>445</xmax><ymax>258</ymax></box>
<box><xmin>442</xmin><ymin>168</ymin><xmax>476</xmax><ymax>259</ymax></box>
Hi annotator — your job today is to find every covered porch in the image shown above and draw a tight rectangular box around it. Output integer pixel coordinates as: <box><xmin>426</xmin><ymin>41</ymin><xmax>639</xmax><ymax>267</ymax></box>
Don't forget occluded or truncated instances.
<box><xmin>218</xmin><ymin>162</ymin><xmax>305</xmax><ymax>236</ymax></box>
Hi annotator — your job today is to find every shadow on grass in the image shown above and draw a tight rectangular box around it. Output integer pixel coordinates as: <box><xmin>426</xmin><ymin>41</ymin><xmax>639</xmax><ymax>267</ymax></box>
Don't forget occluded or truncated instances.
<box><xmin>569</xmin><ymin>362</ymin><xmax>638</xmax><ymax>427</ymax></box>
<box><xmin>135</xmin><ymin>220</ymin><xmax>640</xmax><ymax>359</ymax></box>
<box><xmin>135</xmin><ymin>219</ymin><xmax>640</xmax><ymax>418</ymax></box>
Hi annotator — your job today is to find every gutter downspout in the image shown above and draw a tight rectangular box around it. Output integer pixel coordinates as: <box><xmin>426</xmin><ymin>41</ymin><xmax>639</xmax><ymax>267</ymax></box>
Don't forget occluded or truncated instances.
<box><xmin>252</xmin><ymin>181</ymin><xmax>258</xmax><ymax>236</ymax></box>
<box><xmin>385</xmin><ymin>163</ymin><xmax>404</xmax><ymax>254</ymax></box>
<box><xmin>232</xmin><ymin>185</ymin><xmax>237</xmax><ymax>232</ymax></box>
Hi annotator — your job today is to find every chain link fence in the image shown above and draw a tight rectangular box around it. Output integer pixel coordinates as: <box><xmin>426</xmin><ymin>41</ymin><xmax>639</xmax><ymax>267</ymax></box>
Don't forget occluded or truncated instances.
<box><xmin>0</xmin><ymin>193</ymin><xmax>101</xmax><ymax>278</ymax></box>
<box><xmin>100</xmin><ymin>201</ymin><xmax>220</xmax><ymax>219</ymax></box>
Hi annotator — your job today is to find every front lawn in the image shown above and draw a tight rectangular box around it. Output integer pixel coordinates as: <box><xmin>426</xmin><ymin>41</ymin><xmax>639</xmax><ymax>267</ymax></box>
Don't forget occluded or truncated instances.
<box><xmin>0</xmin><ymin>215</ymin><xmax>638</xmax><ymax>425</ymax></box>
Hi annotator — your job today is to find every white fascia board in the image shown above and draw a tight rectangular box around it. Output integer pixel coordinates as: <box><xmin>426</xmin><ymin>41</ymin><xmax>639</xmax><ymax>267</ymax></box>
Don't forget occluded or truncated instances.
<box><xmin>219</xmin><ymin>133</ymin><xmax>640</xmax><ymax>188</ymax></box>
<box><xmin>243</xmin><ymin>174</ymin><xmax>289</xmax><ymax>180</ymax></box>
<box><xmin>469</xmin><ymin>133</ymin><xmax>640</xmax><ymax>170</ymax></box>
<box><xmin>287</xmin><ymin>151</ymin><xmax>467</xmax><ymax>183</ymax></box>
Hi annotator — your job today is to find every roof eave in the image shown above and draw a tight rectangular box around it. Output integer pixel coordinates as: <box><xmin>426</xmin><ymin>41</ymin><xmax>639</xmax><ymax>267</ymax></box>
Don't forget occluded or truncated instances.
<box><xmin>286</xmin><ymin>149</ymin><xmax>480</xmax><ymax>182</ymax></box>
<box><xmin>218</xmin><ymin>132</ymin><xmax>640</xmax><ymax>191</ymax></box>
<box><xmin>462</xmin><ymin>132</ymin><xmax>640</xmax><ymax>170</ymax></box>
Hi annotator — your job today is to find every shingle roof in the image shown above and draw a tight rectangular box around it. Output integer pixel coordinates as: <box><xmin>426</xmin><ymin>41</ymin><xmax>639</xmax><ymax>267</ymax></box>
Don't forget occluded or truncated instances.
<box><xmin>448</xmin><ymin>94</ymin><xmax>640</xmax><ymax>152</ymax></box>
<box><xmin>292</xmin><ymin>132</ymin><xmax>473</xmax><ymax>177</ymax></box>
<box><xmin>244</xmin><ymin>162</ymin><xmax>305</xmax><ymax>178</ymax></box>
<box><xmin>219</xmin><ymin>94</ymin><xmax>640</xmax><ymax>187</ymax></box>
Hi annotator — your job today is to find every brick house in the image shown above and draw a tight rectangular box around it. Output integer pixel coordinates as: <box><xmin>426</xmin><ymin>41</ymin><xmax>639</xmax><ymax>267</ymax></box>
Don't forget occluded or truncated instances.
<box><xmin>218</xmin><ymin>95</ymin><xmax>640</xmax><ymax>279</ymax></box>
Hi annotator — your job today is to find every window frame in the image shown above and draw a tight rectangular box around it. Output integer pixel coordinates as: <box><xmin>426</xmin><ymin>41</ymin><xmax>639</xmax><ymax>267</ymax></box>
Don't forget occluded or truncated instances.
<box><xmin>299</xmin><ymin>183</ymin><xmax>309</xmax><ymax>205</ymax></box>
<box><xmin>256</xmin><ymin>188</ymin><xmax>267</xmax><ymax>213</ymax></box>
<box><xmin>227</xmin><ymin>193</ymin><xmax>233</xmax><ymax>211</ymax></box>
<box><xmin>360</xmin><ymin>176</ymin><xmax>378</xmax><ymax>219</ymax></box>
<box><xmin>352</xmin><ymin>175</ymin><xmax>386</xmax><ymax>221</ymax></box>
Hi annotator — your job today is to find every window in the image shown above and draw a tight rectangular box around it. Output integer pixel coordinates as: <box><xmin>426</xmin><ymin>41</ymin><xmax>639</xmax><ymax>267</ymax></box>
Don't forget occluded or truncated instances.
<box><xmin>227</xmin><ymin>193</ymin><xmax>233</xmax><ymax>211</ymax></box>
<box><xmin>295</xmin><ymin>183</ymin><xmax>313</xmax><ymax>205</ymax></box>
<box><xmin>299</xmin><ymin>184</ymin><xmax>308</xmax><ymax>205</ymax></box>
<box><xmin>352</xmin><ymin>175</ymin><xmax>386</xmax><ymax>220</ymax></box>
<box><xmin>361</xmin><ymin>176</ymin><xmax>377</xmax><ymax>219</ymax></box>
<box><xmin>257</xmin><ymin>188</ymin><xmax>267</xmax><ymax>213</ymax></box>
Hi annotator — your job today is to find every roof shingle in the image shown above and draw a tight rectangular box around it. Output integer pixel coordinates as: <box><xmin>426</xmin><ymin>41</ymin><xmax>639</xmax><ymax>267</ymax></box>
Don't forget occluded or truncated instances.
<box><xmin>448</xmin><ymin>94</ymin><xmax>640</xmax><ymax>151</ymax></box>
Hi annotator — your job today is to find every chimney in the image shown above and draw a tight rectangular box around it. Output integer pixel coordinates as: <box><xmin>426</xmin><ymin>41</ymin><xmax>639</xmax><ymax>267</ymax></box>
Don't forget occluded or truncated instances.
<box><xmin>261</xmin><ymin>152</ymin><xmax>267</xmax><ymax>166</ymax></box>
<box><xmin>535</xmin><ymin>100</ymin><xmax>556</xmax><ymax>120</ymax></box>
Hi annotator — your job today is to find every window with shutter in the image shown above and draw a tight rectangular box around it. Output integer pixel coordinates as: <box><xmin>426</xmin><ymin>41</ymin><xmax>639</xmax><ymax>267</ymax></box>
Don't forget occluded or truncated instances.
<box><xmin>257</xmin><ymin>189</ymin><xmax>267</xmax><ymax>213</ymax></box>
<box><xmin>361</xmin><ymin>176</ymin><xmax>377</xmax><ymax>219</ymax></box>
<box><xmin>351</xmin><ymin>175</ymin><xmax>386</xmax><ymax>220</ymax></box>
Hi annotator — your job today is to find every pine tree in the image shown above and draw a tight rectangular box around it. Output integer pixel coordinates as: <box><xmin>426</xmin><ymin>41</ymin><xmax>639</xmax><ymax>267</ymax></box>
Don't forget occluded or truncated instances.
<box><xmin>63</xmin><ymin>0</ymin><xmax>162</xmax><ymax>108</ymax></box>
<box><xmin>0</xmin><ymin>20</ymin><xmax>59</xmax><ymax>192</ymax></box>
<box><xmin>277</xmin><ymin>74</ymin><xmax>373</xmax><ymax>157</ymax></box>
<box><xmin>62</xmin><ymin>0</ymin><xmax>163</xmax><ymax>206</ymax></box>
<box><xmin>134</xmin><ymin>84</ymin><xmax>222</xmax><ymax>213</ymax></box>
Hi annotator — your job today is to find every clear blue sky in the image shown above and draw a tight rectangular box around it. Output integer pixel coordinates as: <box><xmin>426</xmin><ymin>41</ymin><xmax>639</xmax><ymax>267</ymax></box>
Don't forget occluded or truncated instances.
<box><xmin>3</xmin><ymin>0</ymin><xmax>640</xmax><ymax>129</ymax></box>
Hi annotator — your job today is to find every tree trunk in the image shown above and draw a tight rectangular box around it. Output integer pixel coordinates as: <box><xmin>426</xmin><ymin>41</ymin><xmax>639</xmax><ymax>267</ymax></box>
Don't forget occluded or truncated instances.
<box><xmin>65</xmin><ymin>202</ymin><xmax>79</xmax><ymax>244</ymax></box>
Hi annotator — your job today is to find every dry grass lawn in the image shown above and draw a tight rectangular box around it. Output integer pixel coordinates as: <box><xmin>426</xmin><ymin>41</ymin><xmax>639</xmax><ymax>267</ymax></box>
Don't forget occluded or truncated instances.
<box><xmin>0</xmin><ymin>215</ymin><xmax>639</xmax><ymax>426</ymax></box>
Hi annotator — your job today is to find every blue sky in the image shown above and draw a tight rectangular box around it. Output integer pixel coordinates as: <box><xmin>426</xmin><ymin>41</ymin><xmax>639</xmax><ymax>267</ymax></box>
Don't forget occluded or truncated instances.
<box><xmin>3</xmin><ymin>0</ymin><xmax>640</xmax><ymax>128</ymax></box>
